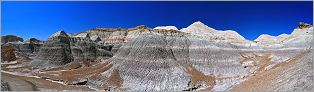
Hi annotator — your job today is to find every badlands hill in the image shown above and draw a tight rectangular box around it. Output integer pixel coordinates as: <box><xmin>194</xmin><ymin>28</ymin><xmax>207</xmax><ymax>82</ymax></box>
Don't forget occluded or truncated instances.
<box><xmin>1</xmin><ymin>21</ymin><xmax>313</xmax><ymax>91</ymax></box>
<box><xmin>254</xmin><ymin>22</ymin><xmax>313</xmax><ymax>48</ymax></box>
<box><xmin>1</xmin><ymin>35</ymin><xmax>24</xmax><ymax>43</ymax></box>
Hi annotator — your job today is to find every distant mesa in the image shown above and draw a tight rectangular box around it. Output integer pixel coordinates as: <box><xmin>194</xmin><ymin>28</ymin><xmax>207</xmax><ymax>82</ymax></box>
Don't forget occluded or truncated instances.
<box><xmin>24</xmin><ymin>38</ymin><xmax>41</xmax><ymax>44</ymax></box>
<box><xmin>154</xmin><ymin>26</ymin><xmax>178</xmax><ymax>30</ymax></box>
<box><xmin>135</xmin><ymin>25</ymin><xmax>149</xmax><ymax>29</ymax></box>
<box><xmin>298</xmin><ymin>22</ymin><xmax>312</xmax><ymax>29</ymax></box>
<box><xmin>1</xmin><ymin>35</ymin><xmax>24</xmax><ymax>44</ymax></box>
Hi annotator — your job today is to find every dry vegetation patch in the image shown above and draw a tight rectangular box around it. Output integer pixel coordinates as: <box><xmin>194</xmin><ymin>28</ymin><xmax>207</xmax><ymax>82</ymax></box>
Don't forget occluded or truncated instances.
<box><xmin>183</xmin><ymin>64</ymin><xmax>216</xmax><ymax>91</ymax></box>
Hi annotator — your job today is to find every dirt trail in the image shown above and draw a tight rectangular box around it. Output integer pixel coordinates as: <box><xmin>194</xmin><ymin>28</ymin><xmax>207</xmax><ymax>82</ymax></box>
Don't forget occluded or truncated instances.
<box><xmin>1</xmin><ymin>72</ymin><xmax>37</xmax><ymax>91</ymax></box>
<box><xmin>1</xmin><ymin>71</ymin><xmax>94</xmax><ymax>91</ymax></box>
<box><xmin>36</xmin><ymin>61</ymin><xmax>112</xmax><ymax>84</ymax></box>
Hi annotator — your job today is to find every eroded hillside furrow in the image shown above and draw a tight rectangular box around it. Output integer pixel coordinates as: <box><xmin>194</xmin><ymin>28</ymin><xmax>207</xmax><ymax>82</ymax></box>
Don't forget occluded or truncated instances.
<box><xmin>231</xmin><ymin>49</ymin><xmax>313</xmax><ymax>91</ymax></box>
<box><xmin>91</xmin><ymin>28</ymin><xmax>255</xmax><ymax>91</ymax></box>
<box><xmin>97</xmin><ymin>31</ymin><xmax>192</xmax><ymax>91</ymax></box>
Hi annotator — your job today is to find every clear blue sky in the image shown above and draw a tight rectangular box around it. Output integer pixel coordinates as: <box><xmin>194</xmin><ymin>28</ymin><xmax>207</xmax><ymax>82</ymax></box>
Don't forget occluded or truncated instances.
<box><xmin>2</xmin><ymin>1</ymin><xmax>313</xmax><ymax>40</ymax></box>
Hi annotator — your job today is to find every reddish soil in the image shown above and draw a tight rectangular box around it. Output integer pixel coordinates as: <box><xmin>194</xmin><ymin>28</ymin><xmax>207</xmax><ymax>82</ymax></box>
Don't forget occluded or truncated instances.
<box><xmin>36</xmin><ymin>61</ymin><xmax>112</xmax><ymax>84</ymax></box>
<box><xmin>1</xmin><ymin>71</ymin><xmax>93</xmax><ymax>91</ymax></box>
<box><xmin>184</xmin><ymin>64</ymin><xmax>216</xmax><ymax>91</ymax></box>
<box><xmin>1</xmin><ymin>45</ymin><xmax>17</xmax><ymax>61</ymax></box>
<box><xmin>231</xmin><ymin>51</ymin><xmax>308</xmax><ymax>91</ymax></box>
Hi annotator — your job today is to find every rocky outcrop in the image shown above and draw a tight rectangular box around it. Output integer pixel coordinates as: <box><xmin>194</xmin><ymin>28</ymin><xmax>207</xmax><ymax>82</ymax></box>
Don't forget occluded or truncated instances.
<box><xmin>70</xmin><ymin>39</ymin><xmax>113</xmax><ymax>62</ymax></box>
<box><xmin>82</xmin><ymin>25</ymin><xmax>149</xmax><ymax>45</ymax></box>
<box><xmin>16</xmin><ymin>43</ymin><xmax>42</xmax><ymax>54</ymax></box>
<box><xmin>1</xmin><ymin>35</ymin><xmax>42</xmax><ymax>54</ymax></box>
<box><xmin>103</xmin><ymin>30</ymin><xmax>127</xmax><ymax>44</ymax></box>
<box><xmin>297</xmin><ymin>22</ymin><xmax>312</xmax><ymax>29</ymax></box>
<box><xmin>291</xmin><ymin>24</ymin><xmax>313</xmax><ymax>36</ymax></box>
<box><xmin>282</xmin><ymin>23</ymin><xmax>313</xmax><ymax>48</ymax></box>
<box><xmin>74</xmin><ymin>25</ymin><xmax>150</xmax><ymax>54</ymax></box>
<box><xmin>80</xmin><ymin>28</ymin><xmax>128</xmax><ymax>45</ymax></box>
<box><xmin>1</xmin><ymin>35</ymin><xmax>24</xmax><ymax>44</ymax></box>
<box><xmin>31</xmin><ymin>30</ymin><xmax>114</xmax><ymax>68</ymax></box>
<box><xmin>16</xmin><ymin>38</ymin><xmax>43</xmax><ymax>53</ymax></box>
<box><xmin>31</xmin><ymin>30</ymin><xmax>73</xmax><ymax>67</ymax></box>
<box><xmin>70</xmin><ymin>41</ymin><xmax>96</xmax><ymax>62</ymax></box>
<box><xmin>1</xmin><ymin>44</ymin><xmax>17</xmax><ymax>62</ymax></box>
<box><xmin>24</xmin><ymin>38</ymin><xmax>41</xmax><ymax>44</ymax></box>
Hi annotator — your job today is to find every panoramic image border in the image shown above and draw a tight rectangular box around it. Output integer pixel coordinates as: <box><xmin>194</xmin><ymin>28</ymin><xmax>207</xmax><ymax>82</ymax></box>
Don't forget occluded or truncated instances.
<box><xmin>1</xmin><ymin>0</ymin><xmax>313</xmax><ymax>91</ymax></box>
